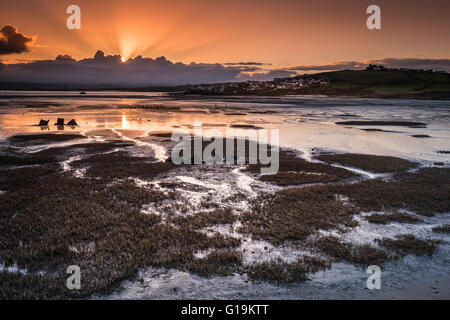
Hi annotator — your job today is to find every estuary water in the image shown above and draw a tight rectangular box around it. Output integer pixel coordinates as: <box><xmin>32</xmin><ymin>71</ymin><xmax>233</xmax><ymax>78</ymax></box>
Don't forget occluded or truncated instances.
<box><xmin>0</xmin><ymin>91</ymin><xmax>449</xmax><ymax>299</ymax></box>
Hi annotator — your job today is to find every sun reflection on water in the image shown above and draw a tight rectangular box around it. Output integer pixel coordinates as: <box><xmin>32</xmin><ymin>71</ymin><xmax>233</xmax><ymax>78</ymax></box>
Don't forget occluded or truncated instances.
<box><xmin>121</xmin><ymin>114</ymin><xmax>129</xmax><ymax>129</ymax></box>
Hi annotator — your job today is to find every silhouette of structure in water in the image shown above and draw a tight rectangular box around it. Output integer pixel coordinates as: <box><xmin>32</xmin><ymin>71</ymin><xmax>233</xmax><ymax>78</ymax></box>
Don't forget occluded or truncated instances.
<box><xmin>55</xmin><ymin>118</ymin><xmax>65</xmax><ymax>126</ymax></box>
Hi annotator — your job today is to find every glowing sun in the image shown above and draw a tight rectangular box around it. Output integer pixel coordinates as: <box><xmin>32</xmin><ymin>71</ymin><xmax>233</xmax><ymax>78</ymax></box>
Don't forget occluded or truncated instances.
<box><xmin>121</xmin><ymin>57</ymin><xmax>127</xmax><ymax>63</ymax></box>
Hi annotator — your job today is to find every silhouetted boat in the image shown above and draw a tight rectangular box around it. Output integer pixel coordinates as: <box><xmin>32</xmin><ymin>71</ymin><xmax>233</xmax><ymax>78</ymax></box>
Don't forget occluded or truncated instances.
<box><xmin>80</xmin><ymin>92</ymin><xmax>87</xmax><ymax>95</ymax></box>
<box><xmin>38</xmin><ymin>119</ymin><xmax>49</xmax><ymax>126</ymax></box>
<box><xmin>67</xmin><ymin>119</ymin><xmax>78</xmax><ymax>126</ymax></box>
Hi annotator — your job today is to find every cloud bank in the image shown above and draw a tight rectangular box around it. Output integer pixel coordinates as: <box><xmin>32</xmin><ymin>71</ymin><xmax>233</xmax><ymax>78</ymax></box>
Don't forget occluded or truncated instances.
<box><xmin>0</xmin><ymin>25</ymin><xmax>34</xmax><ymax>55</ymax></box>
<box><xmin>0</xmin><ymin>50</ymin><xmax>287</xmax><ymax>86</ymax></box>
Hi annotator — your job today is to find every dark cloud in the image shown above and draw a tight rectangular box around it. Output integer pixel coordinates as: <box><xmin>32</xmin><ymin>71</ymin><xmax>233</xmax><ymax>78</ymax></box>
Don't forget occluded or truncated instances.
<box><xmin>224</xmin><ymin>62</ymin><xmax>271</xmax><ymax>66</ymax></box>
<box><xmin>55</xmin><ymin>54</ymin><xmax>76</xmax><ymax>62</ymax></box>
<box><xmin>0</xmin><ymin>25</ymin><xmax>34</xmax><ymax>55</ymax></box>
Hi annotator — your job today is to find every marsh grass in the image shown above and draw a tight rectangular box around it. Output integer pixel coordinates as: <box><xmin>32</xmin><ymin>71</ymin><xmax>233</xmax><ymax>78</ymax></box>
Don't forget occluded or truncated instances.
<box><xmin>8</xmin><ymin>134</ymin><xmax>86</xmax><ymax>146</ymax></box>
<box><xmin>0</xmin><ymin>137</ymin><xmax>243</xmax><ymax>299</ymax></box>
<box><xmin>336</xmin><ymin>168</ymin><xmax>450</xmax><ymax>216</ymax></box>
<box><xmin>0</xmin><ymin>154</ymin><xmax>55</xmax><ymax>167</ymax></box>
<box><xmin>248</xmin><ymin>149</ymin><xmax>356</xmax><ymax>186</ymax></box>
<box><xmin>170</xmin><ymin>209</ymin><xmax>237</xmax><ymax>230</ymax></box>
<box><xmin>366</xmin><ymin>212</ymin><xmax>422</xmax><ymax>224</ymax></box>
<box><xmin>187</xmin><ymin>250</ymin><xmax>242</xmax><ymax>276</ymax></box>
<box><xmin>376</xmin><ymin>234</ymin><xmax>437</xmax><ymax>256</ymax></box>
<box><xmin>432</xmin><ymin>224</ymin><xmax>450</xmax><ymax>234</ymax></box>
<box><xmin>316</xmin><ymin>153</ymin><xmax>418</xmax><ymax>173</ymax></box>
<box><xmin>239</xmin><ymin>186</ymin><xmax>358</xmax><ymax>244</ymax></box>
<box><xmin>312</xmin><ymin>236</ymin><xmax>389</xmax><ymax>265</ymax></box>
<box><xmin>0</xmin><ymin>165</ymin><xmax>242</xmax><ymax>299</ymax></box>
<box><xmin>246</xmin><ymin>256</ymin><xmax>330</xmax><ymax>283</ymax></box>
<box><xmin>240</xmin><ymin>167</ymin><xmax>450</xmax><ymax>245</ymax></box>
<box><xmin>1</xmin><ymin>134</ymin><xmax>448</xmax><ymax>297</ymax></box>
<box><xmin>71</xmin><ymin>151</ymin><xmax>176</xmax><ymax>180</ymax></box>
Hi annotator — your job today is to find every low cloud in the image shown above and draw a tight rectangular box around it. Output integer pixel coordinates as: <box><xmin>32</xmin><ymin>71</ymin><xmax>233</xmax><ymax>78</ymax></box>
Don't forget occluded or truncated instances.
<box><xmin>0</xmin><ymin>25</ymin><xmax>34</xmax><ymax>55</ymax></box>
<box><xmin>224</xmin><ymin>62</ymin><xmax>271</xmax><ymax>66</ymax></box>
<box><xmin>286</xmin><ymin>61</ymin><xmax>366</xmax><ymax>71</ymax></box>
<box><xmin>0</xmin><ymin>50</ymin><xmax>296</xmax><ymax>86</ymax></box>
<box><xmin>0</xmin><ymin>51</ymin><xmax>245</xmax><ymax>86</ymax></box>
<box><xmin>55</xmin><ymin>54</ymin><xmax>76</xmax><ymax>62</ymax></box>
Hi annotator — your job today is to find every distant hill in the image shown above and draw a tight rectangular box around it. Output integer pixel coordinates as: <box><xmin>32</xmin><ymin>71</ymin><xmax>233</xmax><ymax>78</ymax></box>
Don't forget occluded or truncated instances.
<box><xmin>184</xmin><ymin>69</ymin><xmax>450</xmax><ymax>99</ymax></box>
<box><xmin>310</xmin><ymin>69</ymin><xmax>450</xmax><ymax>97</ymax></box>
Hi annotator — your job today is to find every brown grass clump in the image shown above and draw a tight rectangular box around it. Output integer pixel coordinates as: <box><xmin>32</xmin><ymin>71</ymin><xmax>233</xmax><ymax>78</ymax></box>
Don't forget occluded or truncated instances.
<box><xmin>248</xmin><ymin>149</ymin><xmax>356</xmax><ymax>186</ymax></box>
<box><xmin>376</xmin><ymin>234</ymin><xmax>437</xmax><ymax>256</ymax></box>
<box><xmin>71</xmin><ymin>151</ymin><xmax>176</xmax><ymax>180</ymax></box>
<box><xmin>336</xmin><ymin>168</ymin><xmax>450</xmax><ymax>216</ymax></box>
<box><xmin>150</xmin><ymin>132</ymin><xmax>174</xmax><ymax>138</ymax></box>
<box><xmin>313</xmin><ymin>236</ymin><xmax>389</xmax><ymax>265</ymax></box>
<box><xmin>246</xmin><ymin>256</ymin><xmax>330</xmax><ymax>283</ymax></box>
<box><xmin>291</xmin><ymin>168</ymin><xmax>450</xmax><ymax>217</ymax></box>
<box><xmin>0</xmin><ymin>272</ymin><xmax>69</xmax><ymax>300</ymax></box>
<box><xmin>366</xmin><ymin>212</ymin><xmax>422</xmax><ymax>224</ymax></box>
<box><xmin>316</xmin><ymin>153</ymin><xmax>418</xmax><ymax>173</ymax></box>
<box><xmin>0</xmin><ymin>140</ymin><xmax>133</xmax><ymax>169</ymax></box>
<box><xmin>432</xmin><ymin>224</ymin><xmax>450</xmax><ymax>234</ymax></box>
<box><xmin>259</xmin><ymin>172</ymin><xmax>335</xmax><ymax>186</ymax></box>
<box><xmin>239</xmin><ymin>186</ymin><xmax>358</xmax><ymax>244</ymax></box>
<box><xmin>37</xmin><ymin>141</ymin><xmax>134</xmax><ymax>157</ymax></box>
<box><xmin>8</xmin><ymin>134</ymin><xmax>86</xmax><ymax>146</ymax></box>
<box><xmin>0</xmin><ymin>163</ymin><xmax>60</xmax><ymax>191</ymax></box>
<box><xmin>0</xmin><ymin>154</ymin><xmax>55</xmax><ymax>167</ymax></box>
<box><xmin>170</xmin><ymin>209</ymin><xmax>237</xmax><ymax>230</ymax></box>
<box><xmin>187</xmin><ymin>250</ymin><xmax>242</xmax><ymax>276</ymax></box>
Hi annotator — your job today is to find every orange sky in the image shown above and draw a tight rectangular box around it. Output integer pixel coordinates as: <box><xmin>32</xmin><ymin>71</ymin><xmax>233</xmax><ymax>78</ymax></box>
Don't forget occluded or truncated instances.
<box><xmin>1</xmin><ymin>0</ymin><xmax>450</xmax><ymax>68</ymax></box>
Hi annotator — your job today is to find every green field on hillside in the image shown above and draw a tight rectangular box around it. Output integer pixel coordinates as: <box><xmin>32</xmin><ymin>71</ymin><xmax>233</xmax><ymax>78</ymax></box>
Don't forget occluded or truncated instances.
<box><xmin>312</xmin><ymin>70</ymin><xmax>450</xmax><ymax>96</ymax></box>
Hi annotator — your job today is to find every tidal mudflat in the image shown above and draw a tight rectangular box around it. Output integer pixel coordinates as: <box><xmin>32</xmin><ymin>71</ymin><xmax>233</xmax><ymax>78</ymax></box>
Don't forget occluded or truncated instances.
<box><xmin>0</xmin><ymin>93</ymin><xmax>449</xmax><ymax>299</ymax></box>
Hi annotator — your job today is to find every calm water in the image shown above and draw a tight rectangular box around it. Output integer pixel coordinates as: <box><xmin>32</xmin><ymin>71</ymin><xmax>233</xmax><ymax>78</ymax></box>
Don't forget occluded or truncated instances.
<box><xmin>1</xmin><ymin>92</ymin><xmax>449</xmax><ymax>299</ymax></box>
<box><xmin>1</xmin><ymin>91</ymin><xmax>450</xmax><ymax>163</ymax></box>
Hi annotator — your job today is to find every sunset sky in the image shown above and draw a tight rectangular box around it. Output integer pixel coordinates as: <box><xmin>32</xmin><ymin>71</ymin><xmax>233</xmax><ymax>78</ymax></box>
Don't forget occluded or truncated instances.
<box><xmin>1</xmin><ymin>0</ymin><xmax>450</xmax><ymax>85</ymax></box>
<box><xmin>1</xmin><ymin>0</ymin><xmax>449</xmax><ymax>65</ymax></box>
